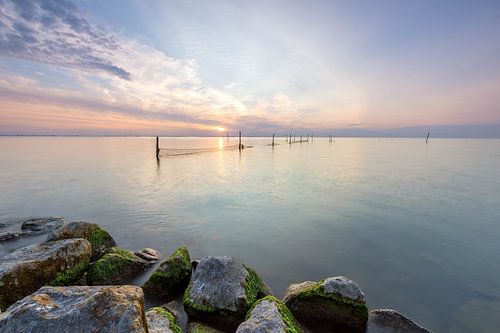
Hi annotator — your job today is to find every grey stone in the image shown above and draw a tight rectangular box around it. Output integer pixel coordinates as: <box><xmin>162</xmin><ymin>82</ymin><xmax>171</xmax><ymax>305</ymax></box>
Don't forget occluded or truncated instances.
<box><xmin>143</xmin><ymin>247</ymin><xmax>192</xmax><ymax>300</ymax></box>
<box><xmin>146</xmin><ymin>307</ymin><xmax>181</xmax><ymax>333</ymax></box>
<box><xmin>0</xmin><ymin>285</ymin><xmax>147</xmax><ymax>332</ymax></box>
<box><xmin>135</xmin><ymin>248</ymin><xmax>161</xmax><ymax>264</ymax></box>
<box><xmin>183</xmin><ymin>256</ymin><xmax>269</xmax><ymax>331</ymax></box>
<box><xmin>189</xmin><ymin>322</ymin><xmax>226</xmax><ymax>333</ymax></box>
<box><xmin>47</xmin><ymin>221</ymin><xmax>116</xmax><ymax>261</ymax></box>
<box><xmin>21</xmin><ymin>217</ymin><xmax>65</xmax><ymax>235</ymax></box>
<box><xmin>367</xmin><ymin>309</ymin><xmax>432</xmax><ymax>333</ymax></box>
<box><xmin>283</xmin><ymin>276</ymin><xmax>368</xmax><ymax>332</ymax></box>
<box><xmin>236</xmin><ymin>299</ymin><xmax>287</xmax><ymax>333</ymax></box>
<box><xmin>164</xmin><ymin>299</ymin><xmax>189</xmax><ymax>333</ymax></box>
<box><xmin>0</xmin><ymin>239</ymin><xmax>92</xmax><ymax>310</ymax></box>
<box><xmin>0</xmin><ymin>231</ymin><xmax>21</xmax><ymax>242</ymax></box>
<box><xmin>86</xmin><ymin>247</ymin><xmax>151</xmax><ymax>285</ymax></box>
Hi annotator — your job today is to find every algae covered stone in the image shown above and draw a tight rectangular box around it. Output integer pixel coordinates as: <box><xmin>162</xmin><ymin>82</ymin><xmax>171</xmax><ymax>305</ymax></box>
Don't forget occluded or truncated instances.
<box><xmin>189</xmin><ymin>322</ymin><xmax>226</xmax><ymax>333</ymax></box>
<box><xmin>283</xmin><ymin>276</ymin><xmax>368</xmax><ymax>332</ymax></box>
<box><xmin>183</xmin><ymin>256</ymin><xmax>270</xmax><ymax>331</ymax></box>
<box><xmin>87</xmin><ymin>247</ymin><xmax>151</xmax><ymax>285</ymax></box>
<box><xmin>146</xmin><ymin>306</ymin><xmax>182</xmax><ymax>333</ymax></box>
<box><xmin>367</xmin><ymin>309</ymin><xmax>433</xmax><ymax>333</ymax></box>
<box><xmin>237</xmin><ymin>295</ymin><xmax>303</xmax><ymax>333</ymax></box>
<box><xmin>0</xmin><ymin>285</ymin><xmax>148</xmax><ymax>332</ymax></box>
<box><xmin>0</xmin><ymin>238</ymin><xmax>91</xmax><ymax>310</ymax></box>
<box><xmin>143</xmin><ymin>246</ymin><xmax>192</xmax><ymax>299</ymax></box>
<box><xmin>47</xmin><ymin>221</ymin><xmax>117</xmax><ymax>261</ymax></box>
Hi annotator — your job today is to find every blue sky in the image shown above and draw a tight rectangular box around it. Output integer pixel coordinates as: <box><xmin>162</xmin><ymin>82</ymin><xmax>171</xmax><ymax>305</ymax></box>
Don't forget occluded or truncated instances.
<box><xmin>1</xmin><ymin>0</ymin><xmax>499</xmax><ymax>136</ymax></box>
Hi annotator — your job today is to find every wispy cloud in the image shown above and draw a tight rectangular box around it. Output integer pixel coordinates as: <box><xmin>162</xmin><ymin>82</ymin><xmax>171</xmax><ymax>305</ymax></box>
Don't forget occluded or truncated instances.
<box><xmin>0</xmin><ymin>0</ymin><xmax>130</xmax><ymax>79</ymax></box>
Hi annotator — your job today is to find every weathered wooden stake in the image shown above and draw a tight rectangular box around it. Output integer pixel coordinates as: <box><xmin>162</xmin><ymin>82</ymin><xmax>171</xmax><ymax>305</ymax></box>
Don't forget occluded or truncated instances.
<box><xmin>289</xmin><ymin>134</ymin><xmax>292</xmax><ymax>145</ymax></box>
<box><xmin>426</xmin><ymin>131</ymin><xmax>430</xmax><ymax>143</ymax></box>
<box><xmin>239</xmin><ymin>131</ymin><xmax>242</xmax><ymax>150</ymax></box>
<box><xmin>300</xmin><ymin>135</ymin><xmax>302</xmax><ymax>143</ymax></box>
<box><xmin>272</xmin><ymin>133</ymin><xmax>275</xmax><ymax>147</ymax></box>
<box><xmin>156</xmin><ymin>136</ymin><xmax>160</xmax><ymax>159</ymax></box>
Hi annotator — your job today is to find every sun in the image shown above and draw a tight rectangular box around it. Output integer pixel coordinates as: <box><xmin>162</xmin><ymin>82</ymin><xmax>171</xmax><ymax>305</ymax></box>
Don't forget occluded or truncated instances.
<box><xmin>214</xmin><ymin>126</ymin><xmax>225</xmax><ymax>132</ymax></box>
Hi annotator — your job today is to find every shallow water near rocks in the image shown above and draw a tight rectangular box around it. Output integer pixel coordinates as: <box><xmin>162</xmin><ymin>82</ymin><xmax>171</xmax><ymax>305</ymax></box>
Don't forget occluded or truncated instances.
<box><xmin>1</xmin><ymin>136</ymin><xmax>499</xmax><ymax>333</ymax></box>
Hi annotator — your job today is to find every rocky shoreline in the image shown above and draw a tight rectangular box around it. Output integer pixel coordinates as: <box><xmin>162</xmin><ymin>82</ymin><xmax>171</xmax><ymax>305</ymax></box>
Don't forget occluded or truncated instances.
<box><xmin>0</xmin><ymin>218</ymin><xmax>433</xmax><ymax>332</ymax></box>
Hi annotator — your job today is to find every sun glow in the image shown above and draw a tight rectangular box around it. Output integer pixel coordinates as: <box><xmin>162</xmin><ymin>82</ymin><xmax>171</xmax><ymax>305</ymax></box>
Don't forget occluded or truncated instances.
<box><xmin>214</xmin><ymin>126</ymin><xmax>225</xmax><ymax>132</ymax></box>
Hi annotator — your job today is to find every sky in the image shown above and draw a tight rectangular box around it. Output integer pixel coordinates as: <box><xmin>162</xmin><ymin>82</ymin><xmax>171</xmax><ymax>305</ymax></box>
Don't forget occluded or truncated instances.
<box><xmin>0</xmin><ymin>0</ymin><xmax>499</xmax><ymax>136</ymax></box>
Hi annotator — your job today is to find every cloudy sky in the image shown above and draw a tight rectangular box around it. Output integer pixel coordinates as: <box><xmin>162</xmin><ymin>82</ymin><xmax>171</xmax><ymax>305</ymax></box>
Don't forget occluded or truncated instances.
<box><xmin>1</xmin><ymin>0</ymin><xmax>499</xmax><ymax>136</ymax></box>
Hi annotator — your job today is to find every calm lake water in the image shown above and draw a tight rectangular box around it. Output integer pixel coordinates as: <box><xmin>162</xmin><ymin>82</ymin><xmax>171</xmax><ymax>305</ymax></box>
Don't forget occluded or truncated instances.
<box><xmin>1</xmin><ymin>136</ymin><xmax>499</xmax><ymax>332</ymax></box>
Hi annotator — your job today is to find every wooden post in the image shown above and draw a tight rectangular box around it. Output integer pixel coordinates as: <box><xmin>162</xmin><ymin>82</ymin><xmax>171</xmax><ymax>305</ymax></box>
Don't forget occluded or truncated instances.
<box><xmin>155</xmin><ymin>136</ymin><xmax>160</xmax><ymax>159</ymax></box>
<box><xmin>300</xmin><ymin>135</ymin><xmax>302</xmax><ymax>143</ymax></box>
<box><xmin>289</xmin><ymin>134</ymin><xmax>292</xmax><ymax>145</ymax></box>
<box><xmin>272</xmin><ymin>133</ymin><xmax>275</xmax><ymax>147</ymax></box>
<box><xmin>426</xmin><ymin>131</ymin><xmax>430</xmax><ymax>143</ymax></box>
<box><xmin>239</xmin><ymin>131</ymin><xmax>242</xmax><ymax>150</ymax></box>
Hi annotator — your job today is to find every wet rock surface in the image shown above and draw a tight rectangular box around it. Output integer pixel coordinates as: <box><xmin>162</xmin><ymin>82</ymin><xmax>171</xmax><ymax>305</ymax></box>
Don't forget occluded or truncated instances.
<box><xmin>367</xmin><ymin>309</ymin><xmax>432</xmax><ymax>333</ymax></box>
<box><xmin>0</xmin><ymin>238</ymin><xmax>92</xmax><ymax>310</ymax></box>
<box><xmin>47</xmin><ymin>221</ymin><xmax>116</xmax><ymax>261</ymax></box>
<box><xmin>143</xmin><ymin>247</ymin><xmax>192</xmax><ymax>300</ymax></box>
<box><xmin>283</xmin><ymin>276</ymin><xmax>368</xmax><ymax>332</ymax></box>
<box><xmin>0</xmin><ymin>285</ymin><xmax>148</xmax><ymax>333</ymax></box>
<box><xmin>86</xmin><ymin>247</ymin><xmax>152</xmax><ymax>285</ymax></box>
<box><xmin>237</xmin><ymin>296</ymin><xmax>303</xmax><ymax>333</ymax></box>
<box><xmin>21</xmin><ymin>217</ymin><xmax>65</xmax><ymax>235</ymax></box>
<box><xmin>183</xmin><ymin>256</ymin><xmax>269</xmax><ymax>331</ymax></box>
<box><xmin>146</xmin><ymin>306</ymin><xmax>182</xmax><ymax>333</ymax></box>
<box><xmin>0</xmin><ymin>231</ymin><xmax>21</xmax><ymax>242</ymax></box>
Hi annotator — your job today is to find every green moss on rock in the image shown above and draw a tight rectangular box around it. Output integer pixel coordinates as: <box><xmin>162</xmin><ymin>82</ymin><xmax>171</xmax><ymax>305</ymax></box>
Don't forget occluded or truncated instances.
<box><xmin>149</xmin><ymin>307</ymin><xmax>182</xmax><ymax>333</ymax></box>
<box><xmin>247</xmin><ymin>296</ymin><xmax>303</xmax><ymax>333</ymax></box>
<box><xmin>143</xmin><ymin>246</ymin><xmax>192</xmax><ymax>299</ymax></box>
<box><xmin>50</xmin><ymin>257</ymin><xmax>90</xmax><ymax>286</ymax></box>
<box><xmin>87</xmin><ymin>247</ymin><xmax>147</xmax><ymax>285</ymax></box>
<box><xmin>243</xmin><ymin>265</ymin><xmax>267</xmax><ymax>308</ymax></box>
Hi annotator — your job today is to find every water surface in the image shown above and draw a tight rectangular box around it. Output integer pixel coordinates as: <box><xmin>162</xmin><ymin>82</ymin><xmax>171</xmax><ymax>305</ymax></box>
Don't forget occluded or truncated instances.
<box><xmin>1</xmin><ymin>137</ymin><xmax>499</xmax><ymax>333</ymax></box>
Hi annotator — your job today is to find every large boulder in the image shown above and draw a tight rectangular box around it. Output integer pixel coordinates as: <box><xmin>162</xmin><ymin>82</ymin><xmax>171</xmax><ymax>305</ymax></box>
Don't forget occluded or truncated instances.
<box><xmin>143</xmin><ymin>247</ymin><xmax>192</xmax><ymax>300</ymax></box>
<box><xmin>47</xmin><ymin>221</ymin><xmax>116</xmax><ymax>261</ymax></box>
<box><xmin>367</xmin><ymin>309</ymin><xmax>433</xmax><ymax>333</ymax></box>
<box><xmin>0</xmin><ymin>285</ymin><xmax>148</xmax><ymax>332</ymax></box>
<box><xmin>146</xmin><ymin>306</ymin><xmax>182</xmax><ymax>333</ymax></box>
<box><xmin>0</xmin><ymin>239</ymin><xmax>91</xmax><ymax>310</ymax></box>
<box><xmin>283</xmin><ymin>276</ymin><xmax>368</xmax><ymax>332</ymax></box>
<box><xmin>183</xmin><ymin>256</ymin><xmax>270</xmax><ymax>331</ymax></box>
<box><xmin>236</xmin><ymin>296</ymin><xmax>303</xmax><ymax>333</ymax></box>
<box><xmin>87</xmin><ymin>247</ymin><xmax>154</xmax><ymax>285</ymax></box>
<box><xmin>21</xmin><ymin>217</ymin><xmax>65</xmax><ymax>235</ymax></box>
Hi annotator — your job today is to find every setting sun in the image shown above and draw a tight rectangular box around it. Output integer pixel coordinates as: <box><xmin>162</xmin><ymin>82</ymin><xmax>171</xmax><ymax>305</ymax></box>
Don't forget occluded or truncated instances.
<box><xmin>214</xmin><ymin>126</ymin><xmax>225</xmax><ymax>132</ymax></box>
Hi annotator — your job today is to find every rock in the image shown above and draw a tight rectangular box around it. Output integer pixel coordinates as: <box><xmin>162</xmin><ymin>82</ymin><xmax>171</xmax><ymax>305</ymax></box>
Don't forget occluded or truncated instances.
<box><xmin>183</xmin><ymin>256</ymin><xmax>270</xmax><ymax>331</ymax></box>
<box><xmin>21</xmin><ymin>216</ymin><xmax>65</xmax><ymax>235</ymax></box>
<box><xmin>0</xmin><ymin>231</ymin><xmax>21</xmax><ymax>242</ymax></box>
<box><xmin>164</xmin><ymin>299</ymin><xmax>189</xmax><ymax>333</ymax></box>
<box><xmin>135</xmin><ymin>247</ymin><xmax>161</xmax><ymax>264</ymax></box>
<box><xmin>283</xmin><ymin>276</ymin><xmax>368</xmax><ymax>332</ymax></box>
<box><xmin>0</xmin><ymin>285</ymin><xmax>148</xmax><ymax>332</ymax></box>
<box><xmin>188</xmin><ymin>322</ymin><xmax>226</xmax><ymax>333</ymax></box>
<box><xmin>47</xmin><ymin>221</ymin><xmax>116</xmax><ymax>261</ymax></box>
<box><xmin>0</xmin><ymin>222</ymin><xmax>5</xmax><ymax>228</ymax></box>
<box><xmin>367</xmin><ymin>309</ymin><xmax>433</xmax><ymax>333</ymax></box>
<box><xmin>0</xmin><ymin>239</ymin><xmax>92</xmax><ymax>310</ymax></box>
<box><xmin>143</xmin><ymin>247</ymin><xmax>192</xmax><ymax>300</ymax></box>
<box><xmin>236</xmin><ymin>296</ymin><xmax>303</xmax><ymax>333</ymax></box>
<box><xmin>146</xmin><ymin>306</ymin><xmax>182</xmax><ymax>333</ymax></box>
<box><xmin>86</xmin><ymin>247</ymin><xmax>151</xmax><ymax>285</ymax></box>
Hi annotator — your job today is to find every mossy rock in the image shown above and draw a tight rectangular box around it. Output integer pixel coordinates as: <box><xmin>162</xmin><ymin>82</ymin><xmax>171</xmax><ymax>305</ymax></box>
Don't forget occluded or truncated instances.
<box><xmin>143</xmin><ymin>247</ymin><xmax>192</xmax><ymax>300</ymax></box>
<box><xmin>283</xmin><ymin>277</ymin><xmax>368</xmax><ymax>332</ymax></box>
<box><xmin>237</xmin><ymin>295</ymin><xmax>303</xmax><ymax>333</ymax></box>
<box><xmin>87</xmin><ymin>247</ymin><xmax>149</xmax><ymax>285</ymax></box>
<box><xmin>47</xmin><ymin>221</ymin><xmax>117</xmax><ymax>261</ymax></box>
<box><xmin>0</xmin><ymin>239</ymin><xmax>91</xmax><ymax>310</ymax></box>
<box><xmin>183</xmin><ymin>256</ymin><xmax>270</xmax><ymax>331</ymax></box>
<box><xmin>189</xmin><ymin>322</ymin><xmax>226</xmax><ymax>333</ymax></box>
<box><xmin>146</xmin><ymin>306</ymin><xmax>182</xmax><ymax>333</ymax></box>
